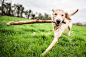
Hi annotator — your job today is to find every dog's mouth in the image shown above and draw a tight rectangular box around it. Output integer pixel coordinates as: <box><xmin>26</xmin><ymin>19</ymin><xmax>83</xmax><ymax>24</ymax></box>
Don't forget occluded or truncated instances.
<box><xmin>54</xmin><ymin>19</ymin><xmax>66</xmax><ymax>26</ymax></box>
<box><xmin>55</xmin><ymin>21</ymin><xmax>61</xmax><ymax>26</ymax></box>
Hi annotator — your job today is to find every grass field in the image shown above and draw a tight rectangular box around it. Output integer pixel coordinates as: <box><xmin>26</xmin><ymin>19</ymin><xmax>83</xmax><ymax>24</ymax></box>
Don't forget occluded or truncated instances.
<box><xmin>0</xmin><ymin>15</ymin><xmax>86</xmax><ymax>57</ymax></box>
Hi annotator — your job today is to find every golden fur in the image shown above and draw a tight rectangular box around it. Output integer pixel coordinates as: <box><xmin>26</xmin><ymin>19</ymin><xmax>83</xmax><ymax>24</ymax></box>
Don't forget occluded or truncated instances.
<box><xmin>42</xmin><ymin>9</ymin><xmax>78</xmax><ymax>55</ymax></box>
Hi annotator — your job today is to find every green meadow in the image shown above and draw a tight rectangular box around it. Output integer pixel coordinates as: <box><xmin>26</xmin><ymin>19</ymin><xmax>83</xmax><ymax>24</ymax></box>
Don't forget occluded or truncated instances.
<box><xmin>0</xmin><ymin>15</ymin><xmax>86</xmax><ymax>57</ymax></box>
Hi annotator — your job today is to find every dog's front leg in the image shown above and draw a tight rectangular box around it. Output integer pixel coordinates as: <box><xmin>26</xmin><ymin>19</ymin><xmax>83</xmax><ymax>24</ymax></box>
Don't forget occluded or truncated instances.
<box><xmin>42</xmin><ymin>30</ymin><xmax>62</xmax><ymax>55</ymax></box>
<box><xmin>42</xmin><ymin>38</ymin><xmax>58</xmax><ymax>55</ymax></box>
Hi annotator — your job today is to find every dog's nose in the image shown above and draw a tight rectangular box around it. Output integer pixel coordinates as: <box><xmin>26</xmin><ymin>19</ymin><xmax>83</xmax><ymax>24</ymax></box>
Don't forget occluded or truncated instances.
<box><xmin>56</xmin><ymin>19</ymin><xmax>61</xmax><ymax>22</ymax></box>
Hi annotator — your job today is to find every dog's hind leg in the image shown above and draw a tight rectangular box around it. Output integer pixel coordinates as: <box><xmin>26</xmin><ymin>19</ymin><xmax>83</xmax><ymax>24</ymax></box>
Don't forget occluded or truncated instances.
<box><xmin>68</xmin><ymin>22</ymin><xmax>72</xmax><ymax>36</ymax></box>
<box><xmin>68</xmin><ymin>27</ymin><xmax>71</xmax><ymax>36</ymax></box>
<box><xmin>68</xmin><ymin>30</ymin><xmax>70</xmax><ymax>36</ymax></box>
<box><xmin>65</xmin><ymin>29</ymin><xmax>67</xmax><ymax>35</ymax></box>
<box><xmin>68</xmin><ymin>26</ymin><xmax>72</xmax><ymax>36</ymax></box>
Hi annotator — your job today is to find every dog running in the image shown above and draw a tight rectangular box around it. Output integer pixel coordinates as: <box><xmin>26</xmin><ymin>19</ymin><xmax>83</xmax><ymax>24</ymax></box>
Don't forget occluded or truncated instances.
<box><xmin>42</xmin><ymin>9</ymin><xmax>78</xmax><ymax>55</ymax></box>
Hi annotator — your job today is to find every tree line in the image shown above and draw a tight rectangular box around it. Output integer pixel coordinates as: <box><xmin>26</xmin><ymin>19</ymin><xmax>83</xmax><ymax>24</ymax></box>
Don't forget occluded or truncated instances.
<box><xmin>0</xmin><ymin>0</ymin><xmax>86</xmax><ymax>27</ymax></box>
<box><xmin>0</xmin><ymin>0</ymin><xmax>51</xmax><ymax>20</ymax></box>
<box><xmin>73</xmin><ymin>22</ymin><xmax>86</xmax><ymax>27</ymax></box>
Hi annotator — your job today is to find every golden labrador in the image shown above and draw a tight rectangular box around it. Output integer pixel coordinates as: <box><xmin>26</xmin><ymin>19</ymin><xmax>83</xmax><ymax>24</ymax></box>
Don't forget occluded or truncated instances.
<box><xmin>42</xmin><ymin>9</ymin><xmax>78</xmax><ymax>55</ymax></box>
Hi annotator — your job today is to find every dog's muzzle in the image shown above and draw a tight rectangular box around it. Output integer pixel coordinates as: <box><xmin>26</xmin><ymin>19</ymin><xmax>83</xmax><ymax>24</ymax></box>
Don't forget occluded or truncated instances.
<box><xmin>55</xmin><ymin>19</ymin><xmax>61</xmax><ymax>26</ymax></box>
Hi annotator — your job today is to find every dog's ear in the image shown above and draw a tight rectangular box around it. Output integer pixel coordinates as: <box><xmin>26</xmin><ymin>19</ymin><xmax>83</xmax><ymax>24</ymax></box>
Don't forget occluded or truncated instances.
<box><xmin>65</xmin><ymin>13</ymin><xmax>71</xmax><ymax>20</ymax></box>
<box><xmin>52</xmin><ymin>9</ymin><xmax>55</xmax><ymax>12</ymax></box>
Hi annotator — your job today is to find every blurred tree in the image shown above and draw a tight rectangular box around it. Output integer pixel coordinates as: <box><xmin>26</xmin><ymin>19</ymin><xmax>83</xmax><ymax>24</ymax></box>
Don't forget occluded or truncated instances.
<box><xmin>8</xmin><ymin>3</ymin><xmax>11</xmax><ymax>16</ymax></box>
<box><xmin>0</xmin><ymin>0</ymin><xmax>52</xmax><ymax>20</ymax></box>
<box><xmin>28</xmin><ymin>9</ymin><xmax>32</xmax><ymax>19</ymax></box>
<box><xmin>5</xmin><ymin>3</ymin><xmax>11</xmax><ymax>15</ymax></box>
<box><xmin>37</xmin><ymin>13</ymin><xmax>51</xmax><ymax>20</ymax></box>
<box><xmin>20</xmin><ymin>5</ymin><xmax>24</xmax><ymax>18</ymax></box>
<box><xmin>0</xmin><ymin>6</ymin><xmax>1</xmax><ymax>13</ymax></box>
<box><xmin>44</xmin><ymin>13</ymin><xmax>48</xmax><ymax>19</ymax></box>
<box><xmin>43</xmin><ymin>13</ymin><xmax>51</xmax><ymax>20</ymax></box>
<box><xmin>47</xmin><ymin>14</ymin><xmax>51</xmax><ymax>20</ymax></box>
<box><xmin>0</xmin><ymin>0</ymin><xmax>1</xmax><ymax>11</ymax></box>
<box><xmin>28</xmin><ymin>14</ymin><xmax>30</xmax><ymax>19</ymax></box>
<box><xmin>38</xmin><ymin>13</ymin><xmax>43</xmax><ymax>19</ymax></box>
<box><xmin>16</xmin><ymin>4</ymin><xmax>21</xmax><ymax>17</ymax></box>
<box><xmin>24</xmin><ymin>10</ymin><xmax>28</xmax><ymax>18</ymax></box>
<box><xmin>11</xmin><ymin>10</ymin><xmax>14</xmax><ymax>16</ymax></box>
<box><xmin>31</xmin><ymin>14</ymin><xmax>35</xmax><ymax>19</ymax></box>
<box><xmin>1</xmin><ymin>0</ymin><xmax>5</xmax><ymax>15</ymax></box>
<box><xmin>12</xmin><ymin>4</ymin><xmax>17</xmax><ymax>16</ymax></box>
<box><xmin>34</xmin><ymin>12</ymin><xmax>38</xmax><ymax>19</ymax></box>
<box><xmin>0</xmin><ymin>0</ymin><xmax>11</xmax><ymax>15</ymax></box>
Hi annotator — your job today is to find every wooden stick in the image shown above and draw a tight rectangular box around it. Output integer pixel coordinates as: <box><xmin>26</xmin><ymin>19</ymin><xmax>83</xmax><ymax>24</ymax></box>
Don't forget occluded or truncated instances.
<box><xmin>7</xmin><ymin>19</ymin><xmax>54</xmax><ymax>26</ymax></box>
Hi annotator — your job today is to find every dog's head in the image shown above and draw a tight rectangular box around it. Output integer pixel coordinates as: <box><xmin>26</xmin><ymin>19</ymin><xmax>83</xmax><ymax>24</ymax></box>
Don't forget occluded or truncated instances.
<box><xmin>52</xmin><ymin>9</ymin><xmax>71</xmax><ymax>26</ymax></box>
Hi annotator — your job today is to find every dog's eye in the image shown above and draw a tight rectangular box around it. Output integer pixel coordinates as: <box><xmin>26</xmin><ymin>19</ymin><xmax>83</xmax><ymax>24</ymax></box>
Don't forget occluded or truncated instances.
<box><xmin>62</xmin><ymin>14</ymin><xmax>64</xmax><ymax>16</ymax></box>
<box><xmin>55</xmin><ymin>13</ymin><xmax>57</xmax><ymax>15</ymax></box>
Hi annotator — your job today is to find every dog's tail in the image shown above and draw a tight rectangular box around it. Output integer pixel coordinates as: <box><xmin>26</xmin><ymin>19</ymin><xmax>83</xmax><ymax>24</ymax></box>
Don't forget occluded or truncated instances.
<box><xmin>70</xmin><ymin>9</ymin><xmax>79</xmax><ymax>16</ymax></box>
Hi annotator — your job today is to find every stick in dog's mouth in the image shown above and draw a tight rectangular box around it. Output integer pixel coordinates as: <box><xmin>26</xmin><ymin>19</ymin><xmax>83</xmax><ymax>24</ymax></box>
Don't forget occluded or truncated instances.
<box><xmin>55</xmin><ymin>20</ymin><xmax>66</xmax><ymax>26</ymax></box>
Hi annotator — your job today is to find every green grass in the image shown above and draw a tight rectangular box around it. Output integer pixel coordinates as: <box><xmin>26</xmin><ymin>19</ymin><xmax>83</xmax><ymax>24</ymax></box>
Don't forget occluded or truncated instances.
<box><xmin>0</xmin><ymin>15</ymin><xmax>86</xmax><ymax>57</ymax></box>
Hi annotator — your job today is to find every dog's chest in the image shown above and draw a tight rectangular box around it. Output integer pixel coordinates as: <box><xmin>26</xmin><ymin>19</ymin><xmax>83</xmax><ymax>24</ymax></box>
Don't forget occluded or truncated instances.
<box><xmin>54</xmin><ymin>24</ymin><xmax>66</xmax><ymax>32</ymax></box>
